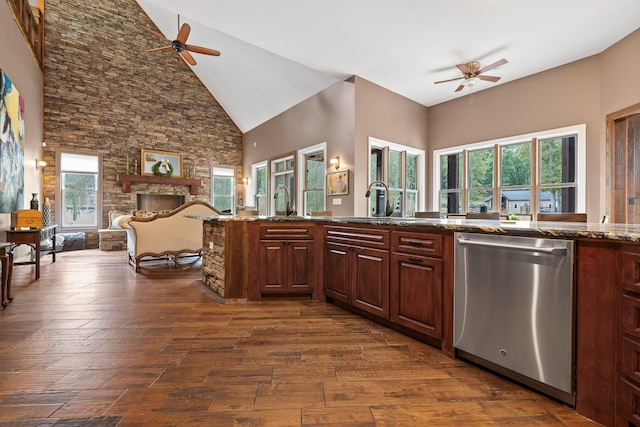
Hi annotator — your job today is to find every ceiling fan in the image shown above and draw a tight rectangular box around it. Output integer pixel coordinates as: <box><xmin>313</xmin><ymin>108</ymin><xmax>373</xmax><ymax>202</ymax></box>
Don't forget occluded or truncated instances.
<box><xmin>139</xmin><ymin>17</ymin><xmax>220</xmax><ymax>66</ymax></box>
<box><xmin>434</xmin><ymin>59</ymin><xmax>508</xmax><ymax>92</ymax></box>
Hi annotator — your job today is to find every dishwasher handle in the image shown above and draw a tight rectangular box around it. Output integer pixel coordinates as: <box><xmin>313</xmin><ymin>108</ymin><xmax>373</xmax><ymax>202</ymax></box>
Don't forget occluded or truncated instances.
<box><xmin>456</xmin><ymin>237</ymin><xmax>567</xmax><ymax>255</ymax></box>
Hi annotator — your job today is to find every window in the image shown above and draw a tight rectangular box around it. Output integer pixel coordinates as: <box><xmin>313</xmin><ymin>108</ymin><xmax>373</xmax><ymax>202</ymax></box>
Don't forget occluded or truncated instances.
<box><xmin>271</xmin><ymin>155</ymin><xmax>295</xmax><ymax>215</ymax></box>
<box><xmin>468</xmin><ymin>147</ymin><xmax>494</xmax><ymax>213</ymax></box>
<box><xmin>368</xmin><ymin>137</ymin><xmax>425</xmax><ymax>217</ymax></box>
<box><xmin>251</xmin><ymin>161</ymin><xmax>268</xmax><ymax>215</ymax></box>
<box><xmin>433</xmin><ymin>124</ymin><xmax>585</xmax><ymax>217</ymax></box>
<box><xmin>211</xmin><ymin>166</ymin><xmax>235</xmax><ymax>213</ymax></box>
<box><xmin>298</xmin><ymin>143</ymin><xmax>326</xmax><ymax>216</ymax></box>
<box><xmin>58</xmin><ymin>151</ymin><xmax>101</xmax><ymax>230</ymax></box>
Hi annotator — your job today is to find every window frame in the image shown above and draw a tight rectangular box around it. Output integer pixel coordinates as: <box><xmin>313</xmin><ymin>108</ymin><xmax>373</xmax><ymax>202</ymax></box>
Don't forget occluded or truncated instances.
<box><xmin>270</xmin><ymin>153</ymin><xmax>296</xmax><ymax>215</ymax></box>
<box><xmin>297</xmin><ymin>142</ymin><xmax>327</xmax><ymax>216</ymax></box>
<box><xmin>211</xmin><ymin>165</ymin><xmax>236</xmax><ymax>214</ymax></box>
<box><xmin>432</xmin><ymin>124</ymin><xmax>586</xmax><ymax>216</ymax></box>
<box><xmin>56</xmin><ymin>150</ymin><xmax>102</xmax><ymax>231</ymax></box>
<box><xmin>250</xmin><ymin>160</ymin><xmax>268</xmax><ymax>215</ymax></box>
<box><xmin>368</xmin><ymin>137</ymin><xmax>425</xmax><ymax>217</ymax></box>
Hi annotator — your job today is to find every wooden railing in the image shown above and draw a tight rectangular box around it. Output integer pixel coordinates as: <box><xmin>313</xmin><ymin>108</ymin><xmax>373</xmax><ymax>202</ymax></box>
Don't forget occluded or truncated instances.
<box><xmin>6</xmin><ymin>0</ymin><xmax>44</xmax><ymax>69</ymax></box>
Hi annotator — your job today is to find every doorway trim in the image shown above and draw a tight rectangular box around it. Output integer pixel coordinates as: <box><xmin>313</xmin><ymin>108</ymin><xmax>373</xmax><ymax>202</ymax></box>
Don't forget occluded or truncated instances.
<box><xmin>607</xmin><ymin>102</ymin><xmax>640</xmax><ymax>223</ymax></box>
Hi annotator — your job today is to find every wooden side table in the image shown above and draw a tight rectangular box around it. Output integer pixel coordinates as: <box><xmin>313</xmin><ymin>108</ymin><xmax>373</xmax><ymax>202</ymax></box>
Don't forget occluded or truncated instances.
<box><xmin>6</xmin><ymin>225</ymin><xmax>57</xmax><ymax>280</ymax></box>
<box><xmin>0</xmin><ymin>243</ymin><xmax>13</xmax><ymax>308</ymax></box>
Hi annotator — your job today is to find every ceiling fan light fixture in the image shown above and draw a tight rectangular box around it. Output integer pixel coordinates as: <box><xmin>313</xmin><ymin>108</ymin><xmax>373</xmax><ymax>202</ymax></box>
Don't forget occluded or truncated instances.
<box><xmin>464</xmin><ymin>77</ymin><xmax>479</xmax><ymax>88</ymax></box>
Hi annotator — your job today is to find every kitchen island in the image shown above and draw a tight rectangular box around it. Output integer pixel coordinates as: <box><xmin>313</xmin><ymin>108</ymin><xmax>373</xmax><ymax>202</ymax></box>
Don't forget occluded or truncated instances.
<box><xmin>194</xmin><ymin>215</ymin><xmax>640</xmax><ymax>427</ymax></box>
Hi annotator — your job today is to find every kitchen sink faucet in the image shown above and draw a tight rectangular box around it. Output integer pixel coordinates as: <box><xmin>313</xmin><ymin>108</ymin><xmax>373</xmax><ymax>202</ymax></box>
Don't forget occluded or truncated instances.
<box><xmin>365</xmin><ymin>180</ymin><xmax>394</xmax><ymax>217</ymax></box>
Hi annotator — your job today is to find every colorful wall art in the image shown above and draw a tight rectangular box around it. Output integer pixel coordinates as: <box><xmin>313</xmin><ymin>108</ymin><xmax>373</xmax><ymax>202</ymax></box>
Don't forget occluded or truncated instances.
<box><xmin>0</xmin><ymin>69</ymin><xmax>25</xmax><ymax>212</ymax></box>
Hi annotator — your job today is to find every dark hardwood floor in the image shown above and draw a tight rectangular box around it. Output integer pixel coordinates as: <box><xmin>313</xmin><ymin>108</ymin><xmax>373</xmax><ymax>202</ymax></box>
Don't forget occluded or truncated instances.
<box><xmin>0</xmin><ymin>250</ymin><xmax>598</xmax><ymax>426</ymax></box>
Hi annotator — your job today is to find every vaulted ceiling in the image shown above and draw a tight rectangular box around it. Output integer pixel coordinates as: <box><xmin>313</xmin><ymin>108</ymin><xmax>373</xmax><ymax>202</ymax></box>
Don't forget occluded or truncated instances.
<box><xmin>136</xmin><ymin>0</ymin><xmax>640</xmax><ymax>133</ymax></box>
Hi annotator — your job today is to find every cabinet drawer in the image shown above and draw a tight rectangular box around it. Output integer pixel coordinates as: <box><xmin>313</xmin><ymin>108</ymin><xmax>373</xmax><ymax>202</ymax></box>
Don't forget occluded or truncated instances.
<box><xmin>619</xmin><ymin>248</ymin><xmax>640</xmax><ymax>294</ymax></box>
<box><xmin>618</xmin><ymin>378</ymin><xmax>640</xmax><ymax>426</ymax></box>
<box><xmin>622</xmin><ymin>294</ymin><xmax>640</xmax><ymax>340</ymax></box>
<box><xmin>391</xmin><ymin>231</ymin><xmax>443</xmax><ymax>257</ymax></box>
<box><xmin>259</xmin><ymin>223</ymin><xmax>314</xmax><ymax>240</ymax></box>
<box><xmin>620</xmin><ymin>337</ymin><xmax>640</xmax><ymax>384</ymax></box>
<box><xmin>324</xmin><ymin>226</ymin><xmax>389</xmax><ymax>249</ymax></box>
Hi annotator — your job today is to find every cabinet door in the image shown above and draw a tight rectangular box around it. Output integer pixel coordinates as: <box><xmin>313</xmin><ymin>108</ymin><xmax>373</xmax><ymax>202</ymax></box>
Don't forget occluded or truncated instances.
<box><xmin>324</xmin><ymin>242</ymin><xmax>350</xmax><ymax>303</ymax></box>
<box><xmin>259</xmin><ymin>241</ymin><xmax>287</xmax><ymax>292</ymax></box>
<box><xmin>352</xmin><ymin>246</ymin><xmax>389</xmax><ymax>318</ymax></box>
<box><xmin>390</xmin><ymin>253</ymin><xmax>442</xmax><ymax>338</ymax></box>
<box><xmin>287</xmin><ymin>241</ymin><xmax>314</xmax><ymax>292</ymax></box>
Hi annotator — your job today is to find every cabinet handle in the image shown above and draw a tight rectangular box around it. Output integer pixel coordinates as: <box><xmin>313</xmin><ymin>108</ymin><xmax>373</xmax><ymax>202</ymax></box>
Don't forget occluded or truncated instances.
<box><xmin>407</xmin><ymin>241</ymin><xmax>424</xmax><ymax>247</ymax></box>
<box><xmin>408</xmin><ymin>257</ymin><xmax>423</xmax><ymax>264</ymax></box>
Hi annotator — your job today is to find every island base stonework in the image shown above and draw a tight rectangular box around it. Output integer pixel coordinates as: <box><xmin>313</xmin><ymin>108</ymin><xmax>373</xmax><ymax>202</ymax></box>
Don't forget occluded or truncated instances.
<box><xmin>203</xmin><ymin>221</ymin><xmax>226</xmax><ymax>298</ymax></box>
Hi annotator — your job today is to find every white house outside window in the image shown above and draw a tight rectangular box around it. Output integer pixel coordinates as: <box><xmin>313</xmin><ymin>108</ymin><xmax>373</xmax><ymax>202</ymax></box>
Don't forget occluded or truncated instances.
<box><xmin>58</xmin><ymin>151</ymin><xmax>101</xmax><ymax>230</ymax></box>
<box><xmin>433</xmin><ymin>124</ymin><xmax>585</xmax><ymax>217</ymax></box>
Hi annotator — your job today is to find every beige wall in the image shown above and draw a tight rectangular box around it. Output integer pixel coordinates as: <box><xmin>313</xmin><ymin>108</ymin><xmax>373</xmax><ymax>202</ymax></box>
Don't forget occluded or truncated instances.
<box><xmin>429</xmin><ymin>28</ymin><xmax>640</xmax><ymax>219</ymax></box>
<box><xmin>353</xmin><ymin>76</ymin><xmax>429</xmax><ymax>215</ymax></box>
<box><xmin>243</xmin><ymin>77</ymin><xmax>430</xmax><ymax>216</ymax></box>
<box><xmin>0</xmin><ymin>0</ymin><xmax>44</xmax><ymax>238</ymax></box>
<box><xmin>243</xmin><ymin>80</ymin><xmax>356</xmax><ymax>216</ymax></box>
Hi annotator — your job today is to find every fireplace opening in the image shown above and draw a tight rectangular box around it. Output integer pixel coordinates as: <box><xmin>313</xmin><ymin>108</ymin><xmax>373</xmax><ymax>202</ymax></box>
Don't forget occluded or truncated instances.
<box><xmin>136</xmin><ymin>194</ymin><xmax>185</xmax><ymax>211</ymax></box>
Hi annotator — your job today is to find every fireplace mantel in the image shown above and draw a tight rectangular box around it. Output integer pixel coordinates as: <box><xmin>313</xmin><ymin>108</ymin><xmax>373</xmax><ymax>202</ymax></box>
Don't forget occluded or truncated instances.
<box><xmin>115</xmin><ymin>174</ymin><xmax>201</xmax><ymax>195</ymax></box>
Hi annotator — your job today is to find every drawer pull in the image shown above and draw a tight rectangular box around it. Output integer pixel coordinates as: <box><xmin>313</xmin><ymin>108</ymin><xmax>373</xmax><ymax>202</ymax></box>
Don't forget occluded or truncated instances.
<box><xmin>408</xmin><ymin>257</ymin><xmax>423</xmax><ymax>264</ymax></box>
<box><xmin>407</xmin><ymin>241</ymin><xmax>425</xmax><ymax>247</ymax></box>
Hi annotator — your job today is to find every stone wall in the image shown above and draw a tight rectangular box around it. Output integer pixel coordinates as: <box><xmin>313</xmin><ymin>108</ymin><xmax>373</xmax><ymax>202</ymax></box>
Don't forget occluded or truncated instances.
<box><xmin>202</xmin><ymin>220</ymin><xmax>226</xmax><ymax>297</ymax></box>
<box><xmin>42</xmin><ymin>0</ymin><xmax>243</xmax><ymax>247</ymax></box>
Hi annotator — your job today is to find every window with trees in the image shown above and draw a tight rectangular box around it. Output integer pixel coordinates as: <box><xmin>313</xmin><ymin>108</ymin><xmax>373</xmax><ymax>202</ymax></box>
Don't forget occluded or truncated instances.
<box><xmin>58</xmin><ymin>151</ymin><xmax>101</xmax><ymax>229</ymax></box>
<box><xmin>251</xmin><ymin>161</ymin><xmax>268</xmax><ymax>215</ymax></box>
<box><xmin>271</xmin><ymin>155</ymin><xmax>295</xmax><ymax>215</ymax></box>
<box><xmin>211</xmin><ymin>166</ymin><xmax>235</xmax><ymax>213</ymax></box>
<box><xmin>369</xmin><ymin>137</ymin><xmax>424</xmax><ymax>217</ymax></box>
<box><xmin>298</xmin><ymin>144</ymin><xmax>326</xmax><ymax>216</ymax></box>
<box><xmin>433</xmin><ymin>125</ymin><xmax>585</xmax><ymax>217</ymax></box>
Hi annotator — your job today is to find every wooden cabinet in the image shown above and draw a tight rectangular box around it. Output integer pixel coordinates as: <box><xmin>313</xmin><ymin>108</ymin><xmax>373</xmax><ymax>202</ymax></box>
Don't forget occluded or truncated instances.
<box><xmin>617</xmin><ymin>246</ymin><xmax>640</xmax><ymax>426</ymax></box>
<box><xmin>324</xmin><ymin>226</ymin><xmax>390</xmax><ymax>318</ymax></box>
<box><xmin>254</xmin><ymin>223</ymin><xmax>315</xmax><ymax>298</ymax></box>
<box><xmin>390</xmin><ymin>231</ymin><xmax>443</xmax><ymax>339</ymax></box>
<box><xmin>259</xmin><ymin>240</ymin><xmax>314</xmax><ymax>293</ymax></box>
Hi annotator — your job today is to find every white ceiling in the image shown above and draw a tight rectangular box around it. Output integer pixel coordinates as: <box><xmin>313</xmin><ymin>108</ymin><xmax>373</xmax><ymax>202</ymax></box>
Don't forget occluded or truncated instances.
<box><xmin>136</xmin><ymin>0</ymin><xmax>640</xmax><ymax>133</ymax></box>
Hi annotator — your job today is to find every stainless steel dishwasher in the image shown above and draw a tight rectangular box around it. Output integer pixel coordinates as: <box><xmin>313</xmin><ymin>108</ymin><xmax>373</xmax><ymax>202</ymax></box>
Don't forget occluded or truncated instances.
<box><xmin>453</xmin><ymin>232</ymin><xmax>575</xmax><ymax>405</ymax></box>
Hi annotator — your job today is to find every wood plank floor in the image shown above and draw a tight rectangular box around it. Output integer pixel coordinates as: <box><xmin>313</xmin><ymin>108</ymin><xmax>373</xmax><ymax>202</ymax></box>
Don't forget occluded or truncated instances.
<box><xmin>0</xmin><ymin>250</ymin><xmax>598</xmax><ymax>426</ymax></box>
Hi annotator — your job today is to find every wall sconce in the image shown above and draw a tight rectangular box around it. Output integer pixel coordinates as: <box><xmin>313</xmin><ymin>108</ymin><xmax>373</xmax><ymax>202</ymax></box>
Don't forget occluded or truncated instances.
<box><xmin>242</xmin><ymin>176</ymin><xmax>250</xmax><ymax>185</ymax></box>
<box><xmin>35</xmin><ymin>158</ymin><xmax>47</xmax><ymax>170</ymax></box>
<box><xmin>330</xmin><ymin>156</ymin><xmax>340</xmax><ymax>170</ymax></box>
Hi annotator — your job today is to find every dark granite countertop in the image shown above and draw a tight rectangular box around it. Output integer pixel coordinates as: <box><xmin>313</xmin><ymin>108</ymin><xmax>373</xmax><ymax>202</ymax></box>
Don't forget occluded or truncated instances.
<box><xmin>187</xmin><ymin>214</ymin><xmax>640</xmax><ymax>243</ymax></box>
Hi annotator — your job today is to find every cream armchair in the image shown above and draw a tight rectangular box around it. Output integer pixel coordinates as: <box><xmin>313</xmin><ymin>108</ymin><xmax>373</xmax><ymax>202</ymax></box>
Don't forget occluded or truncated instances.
<box><xmin>122</xmin><ymin>201</ymin><xmax>222</xmax><ymax>272</ymax></box>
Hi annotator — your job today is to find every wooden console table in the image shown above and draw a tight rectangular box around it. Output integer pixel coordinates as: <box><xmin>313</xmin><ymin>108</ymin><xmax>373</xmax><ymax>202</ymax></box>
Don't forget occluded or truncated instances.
<box><xmin>0</xmin><ymin>243</ymin><xmax>13</xmax><ymax>308</ymax></box>
<box><xmin>6</xmin><ymin>225</ymin><xmax>57</xmax><ymax>280</ymax></box>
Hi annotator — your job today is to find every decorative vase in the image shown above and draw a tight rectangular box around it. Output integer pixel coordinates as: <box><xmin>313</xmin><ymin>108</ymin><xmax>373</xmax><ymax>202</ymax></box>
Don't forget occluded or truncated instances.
<box><xmin>42</xmin><ymin>197</ymin><xmax>51</xmax><ymax>227</ymax></box>
<box><xmin>30</xmin><ymin>193</ymin><xmax>39</xmax><ymax>210</ymax></box>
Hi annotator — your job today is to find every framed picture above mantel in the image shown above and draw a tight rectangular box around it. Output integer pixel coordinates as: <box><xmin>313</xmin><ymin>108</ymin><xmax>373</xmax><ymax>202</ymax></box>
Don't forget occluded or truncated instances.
<box><xmin>141</xmin><ymin>149</ymin><xmax>183</xmax><ymax>178</ymax></box>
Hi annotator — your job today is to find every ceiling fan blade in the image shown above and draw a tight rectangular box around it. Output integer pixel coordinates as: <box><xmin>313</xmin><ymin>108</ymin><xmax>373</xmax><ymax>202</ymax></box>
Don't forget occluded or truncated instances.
<box><xmin>147</xmin><ymin>45</ymin><xmax>173</xmax><ymax>53</ymax></box>
<box><xmin>176</xmin><ymin>23</ymin><xmax>191</xmax><ymax>44</ymax></box>
<box><xmin>434</xmin><ymin>76</ymin><xmax>464</xmax><ymax>85</ymax></box>
<box><xmin>186</xmin><ymin>44</ymin><xmax>221</xmax><ymax>56</ymax></box>
<box><xmin>456</xmin><ymin>63</ymin><xmax>471</xmax><ymax>75</ymax></box>
<box><xmin>138</xmin><ymin>24</ymin><xmax>168</xmax><ymax>42</ymax></box>
<box><xmin>180</xmin><ymin>50</ymin><xmax>197</xmax><ymax>66</ymax></box>
<box><xmin>478</xmin><ymin>58</ymin><xmax>508</xmax><ymax>75</ymax></box>
<box><xmin>455</xmin><ymin>84</ymin><xmax>465</xmax><ymax>92</ymax></box>
<box><xmin>477</xmin><ymin>75</ymin><xmax>501</xmax><ymax>83</ymax></box>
